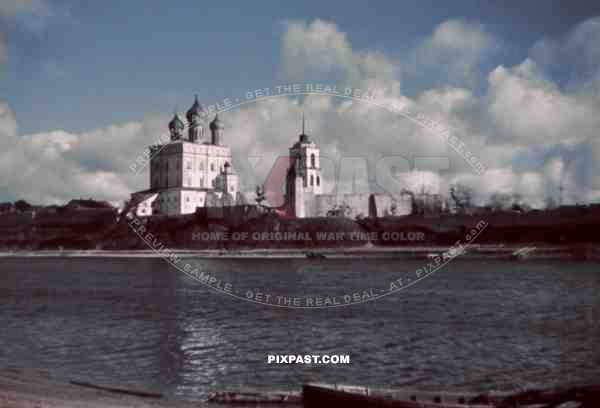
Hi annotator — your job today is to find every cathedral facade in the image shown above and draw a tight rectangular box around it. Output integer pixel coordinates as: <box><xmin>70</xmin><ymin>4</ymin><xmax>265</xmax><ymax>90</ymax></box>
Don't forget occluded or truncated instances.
<box><xmin>130</xmin><ymin>96</ymin><xmax>240</xmax><ymax>216</ymax></box>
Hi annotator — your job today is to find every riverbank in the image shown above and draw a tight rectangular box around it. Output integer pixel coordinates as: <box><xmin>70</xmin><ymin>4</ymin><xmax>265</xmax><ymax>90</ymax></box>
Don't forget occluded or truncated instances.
<box><xmin>1</xmin><ymin>244</ymin><xmax>600</xmax><ymax>260</ymax></box>
<box><xmin>0</xmin><ymin>368</ymin><xmax>205</xmax><ymax>408</ymax></box>
<box><xmin>3</xmin><ymin>206</ymin><xmax>600</xmax><ymax>252</ymax></box>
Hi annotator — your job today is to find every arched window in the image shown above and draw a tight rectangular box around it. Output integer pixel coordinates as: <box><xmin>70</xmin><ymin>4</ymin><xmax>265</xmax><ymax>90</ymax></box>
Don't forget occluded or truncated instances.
<box><xmin>316</xmin><ymin>176</ymin><xmax>320</xmax><ymax>186</ymax></box>
<box><xmin>210</xmin><ymin>163</ymin><xmax>215</xmax><ymax>171</ymax></box>
<box><xmin>310</xmin><ymin>175</ymin><xmax>314</xmax><ymax>186</ymax></box>
<box><xmin>311</xmin><ymin>154</ymin><xmax>316</xmax><ymax>168</ymax></box>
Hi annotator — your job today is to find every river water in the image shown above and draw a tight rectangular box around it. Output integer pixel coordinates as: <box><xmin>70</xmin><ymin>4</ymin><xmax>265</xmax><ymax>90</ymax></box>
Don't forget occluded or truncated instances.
<box><xmin>0</xmin><ymin>257</ymin><xmax>598</xmax><ymax>401</ymax></box>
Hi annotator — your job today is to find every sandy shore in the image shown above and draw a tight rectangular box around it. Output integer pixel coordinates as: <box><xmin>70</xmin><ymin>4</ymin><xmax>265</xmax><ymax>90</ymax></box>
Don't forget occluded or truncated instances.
<box><xmin>0</xmin><ymin>368</ymin><xmax>205</xmax><ymax>408</ymax></box>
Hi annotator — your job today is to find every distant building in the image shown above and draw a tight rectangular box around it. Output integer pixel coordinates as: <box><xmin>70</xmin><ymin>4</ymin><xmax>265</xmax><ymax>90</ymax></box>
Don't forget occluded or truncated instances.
<box><xmin>130</xmin><ymin>96</ymin><xmax>240</xmax><ymax>216</ymax></box>
<box><xmin>286</xmin><ymin>114</ymin><xmax>322</xmax><ymax>218</ymax></box>
<box><xmin>129</xmin><ymin>99</ymin><xmax>413</xmax><ymax>219</ymax></box>
<box><xmin>284</xmin><ymin>117</ymin><xmax>412</xmax><ymax>219</ymax></box>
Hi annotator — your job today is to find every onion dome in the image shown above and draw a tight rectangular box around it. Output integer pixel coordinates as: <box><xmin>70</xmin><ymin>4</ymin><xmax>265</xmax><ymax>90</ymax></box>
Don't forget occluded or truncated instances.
<box><xmin>186</xmin><ymin>95</ymin><xmax>205</xmax><ymax>124</ymax></box>
<box><xmin>168</xmin><ymin>113</ymin><xmax>184</xmax><ymax>134</ymax></box>
<box><xmin>210</xmin><ymin>113</ymin><xmax>225</xmax><ymax>130</ymax></box>
<box><xmin>212</xmin><ymin>174</ymin><xmax>225</xmax><ymax>192</ymax></box>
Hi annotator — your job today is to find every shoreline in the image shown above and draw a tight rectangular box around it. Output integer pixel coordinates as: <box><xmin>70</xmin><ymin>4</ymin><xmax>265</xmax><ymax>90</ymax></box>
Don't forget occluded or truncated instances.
<box><xmin>1</xmin><ymin>244</ymin><xmax>599</xmax><ymax>260</ymax></box>
<box><xmin>0</xmin><ymin>368</ymin><xmax>206</xmax><ymax>408</ymax></box>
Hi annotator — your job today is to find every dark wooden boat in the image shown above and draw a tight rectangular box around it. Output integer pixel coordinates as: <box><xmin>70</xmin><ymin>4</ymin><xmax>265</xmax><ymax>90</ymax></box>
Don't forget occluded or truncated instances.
<box><xmin>304</xmin><ymin>251</ymin><xmax>326</xmax><ymax>259</ymax></box>
<box><xmin>303</xmin><ymin>383</ymin><xmax>498</xmax><ymax>407</ymax></box>
<box><xmin>302</xmin><ymin>383</ymin><xmax>600</xmax><ymax>408</ymax></box>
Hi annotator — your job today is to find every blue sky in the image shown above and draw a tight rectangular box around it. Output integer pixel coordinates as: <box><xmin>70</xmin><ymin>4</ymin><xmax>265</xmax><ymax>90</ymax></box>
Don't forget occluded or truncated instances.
<box><xmin>1</xmin><ymin>0</ymin><xmax>600</xmax><ymax>206</ymax></box>
<box><xmin>3</xmin><ymin>0</ymin><xmax>599</xmax><ymax>135</ymax></box>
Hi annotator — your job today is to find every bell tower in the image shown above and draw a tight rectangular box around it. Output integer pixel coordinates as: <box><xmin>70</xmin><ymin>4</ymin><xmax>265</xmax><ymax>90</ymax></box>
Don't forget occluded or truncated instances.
<box><xmin>286</xmin><ymin>154</ymin><xmax>305</xmax><ymax>218</ymax></box>
<box><xmin>288</xmin><ymin>113</ymin><xmax>322</xmax><ymax>195</ymax></box>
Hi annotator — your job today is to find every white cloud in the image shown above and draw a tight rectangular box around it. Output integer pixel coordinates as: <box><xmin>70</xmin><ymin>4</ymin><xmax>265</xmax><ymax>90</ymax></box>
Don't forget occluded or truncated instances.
<box><xmin>485</xmin><ymin>59</ymin><xmax>597</xmax><ymax>146</ymax></box>
<box><xmin>0</xmin><ymin>101</ymin><xmax>159</xmax><ymax>204</ymax></box>
<box><xmin>409</xmin><ymin>19</ymin><xmax>498</xmax><ymax>87</ymax></box>
<box><xmin>1</xmin><ymin>17</ymin><xmax>600</xmax><ymax>208</ymax></box>
<box><xmin>282</xmin><ymin>19</ymin><xmax>401</xmax><ymax>95</ymax></box>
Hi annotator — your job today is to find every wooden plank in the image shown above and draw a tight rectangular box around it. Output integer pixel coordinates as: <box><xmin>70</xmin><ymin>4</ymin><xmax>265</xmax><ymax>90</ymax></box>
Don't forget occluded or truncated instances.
<box><xmin>69</xmin><ymin>380</ymin><xmax>163</xmax><ymax>399</ymax></box>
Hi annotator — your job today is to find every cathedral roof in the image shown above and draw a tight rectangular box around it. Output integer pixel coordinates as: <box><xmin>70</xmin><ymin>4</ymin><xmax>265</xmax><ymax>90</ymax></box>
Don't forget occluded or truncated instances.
<box><xmin>210</xmin><ymin>113</ymin><xmax>225</xmax><ymax>130</ymax></box>
<box><xmin>168</xmin><ymin>113</ymin><xmax>184</xmax><ymax>132</ymax></box>
<box><xmin>186</xmin><ymin>95</ymin><xmax>205</xmax><ymax>123</ymax></box>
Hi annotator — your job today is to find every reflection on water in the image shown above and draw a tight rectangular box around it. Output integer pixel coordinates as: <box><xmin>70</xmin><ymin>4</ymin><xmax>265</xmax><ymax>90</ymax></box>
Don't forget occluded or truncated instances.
<box><xmin>176</xmin><ymin>313</ymin><xmax>229</xmax><ymax>396</ymax></box>
<box><xmin>0</xmin><ymin>257</ymin><xmax>599</xmax><ymax>400</ymax></box>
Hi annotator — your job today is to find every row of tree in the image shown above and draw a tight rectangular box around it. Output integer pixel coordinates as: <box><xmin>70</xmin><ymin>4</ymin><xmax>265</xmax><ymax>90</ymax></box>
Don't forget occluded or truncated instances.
<box><xmin>449</xmin><ymin>183</ymin><xmax>530</xmax><ymax>213</ymax></box>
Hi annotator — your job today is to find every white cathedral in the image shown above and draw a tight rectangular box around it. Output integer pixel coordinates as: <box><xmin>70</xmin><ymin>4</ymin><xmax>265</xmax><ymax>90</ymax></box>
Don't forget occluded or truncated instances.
<box><xmin>130</xmin><ymin>96</ymin><xmax>326</xmax><ymax>218</ymax></box>
<box><xmin>130</xmin><ymin>96</ymin><xmax>412</xmax><ymax>219</ymax></box>
<box><xmin>130</xmin><ymin>96</ymin><xmax>242</xmax><ymax>217</ymax></box>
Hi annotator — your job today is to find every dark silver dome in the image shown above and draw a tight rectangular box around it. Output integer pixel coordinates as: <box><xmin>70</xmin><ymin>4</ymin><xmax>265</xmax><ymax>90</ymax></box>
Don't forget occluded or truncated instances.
<box><xmin>168</xmin><ymin>113</ymin><xmax>184</xmax><ymax>131</ymax></box>
<box><xmin>210</xmin><ymin>113</ymin><xmax>225</xmax><ymax>130</ymax></box>
<box><xmin>186</xmin><ymin>95</ymin><xmax>205</xmax><ymax>123</ymax></box>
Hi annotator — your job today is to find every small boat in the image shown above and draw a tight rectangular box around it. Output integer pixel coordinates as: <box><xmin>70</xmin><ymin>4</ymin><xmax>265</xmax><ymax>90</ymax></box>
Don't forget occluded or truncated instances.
<box><xmin>302</xmin><ymin>382</ymin><xmax>600</xmax><ymax>408</ymax></box>
<box><xmin>425</xmin><ymin>252</ymin><xmax>442</xmax><ymax>260</ymax></box>
<box><xmin>305</xmin><ymin>251</ymin><xmax>326</xmax><ymax>259</ymax></box>
<box><xmin>511</xmin><ymin>246</ymin><xmax>536</xmax><ymax>260</ymax></box>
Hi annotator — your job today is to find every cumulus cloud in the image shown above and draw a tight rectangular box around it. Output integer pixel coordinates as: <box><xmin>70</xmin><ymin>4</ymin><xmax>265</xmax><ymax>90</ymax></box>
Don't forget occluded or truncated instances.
<box><xmin>0</xmin><ymin>107</ymin><xmax>154</xmax><ymax>204</ymax></box>
<box><xmin>485</xmin><ymin>59</ymin><xmax>598</xmax><ymax>146</ymax></box>
<box><xmin>282</xmin><ymin>19</ymin><xmax>401</xmax><ymax>96</ymax></box>
<box><xmin>1</xmin><ymin>16</ymin><xmax>600</xmax><ymax>208</ymax></box>
<box><xmin>408</xmin><ymin>19</ymin><xmax>498</xmax><ymax>87</ymax></box>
